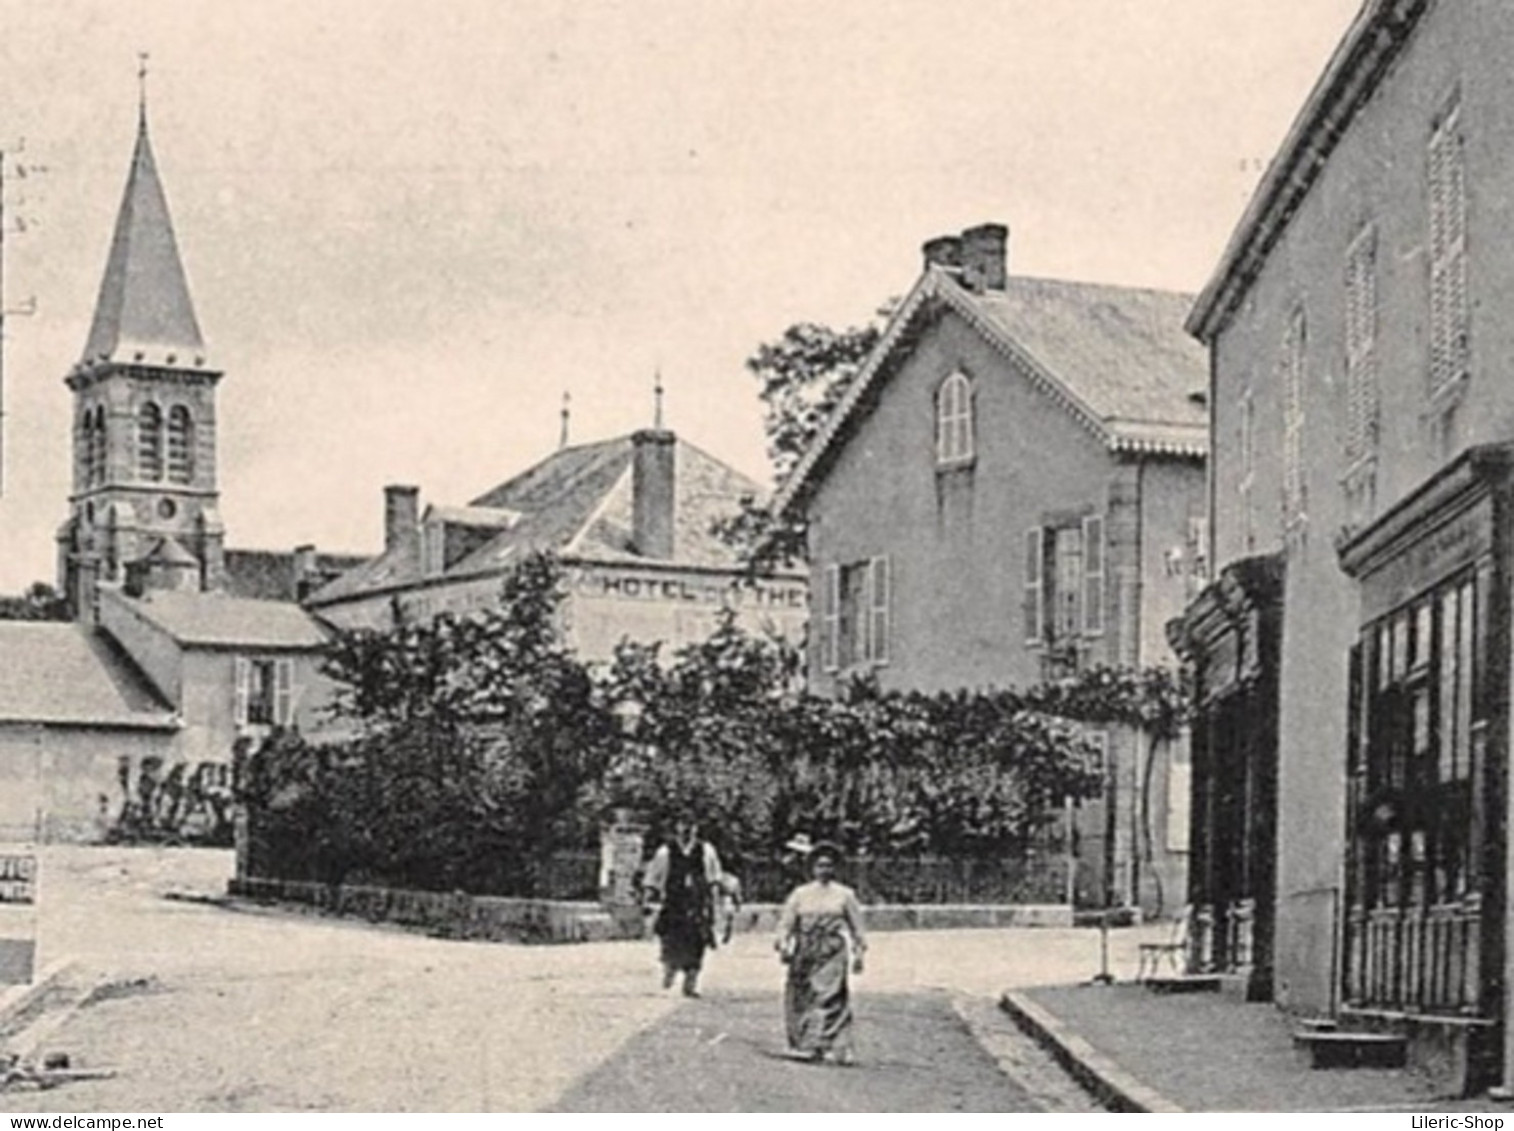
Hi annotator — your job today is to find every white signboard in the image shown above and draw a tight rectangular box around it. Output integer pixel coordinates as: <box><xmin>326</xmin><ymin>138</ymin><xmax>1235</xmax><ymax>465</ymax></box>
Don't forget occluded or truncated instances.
<box><xmin>0</xmin><ymin>851</ymin><xmax>38</xmax><ymax>985</ymax></box>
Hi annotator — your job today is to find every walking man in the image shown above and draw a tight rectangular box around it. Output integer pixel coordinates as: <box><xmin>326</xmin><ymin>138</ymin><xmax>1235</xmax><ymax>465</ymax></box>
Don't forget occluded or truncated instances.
<box><xmin>642</xmin><ymin>811</ymin><xmax>724</xmax><ymax>997</ymax></box>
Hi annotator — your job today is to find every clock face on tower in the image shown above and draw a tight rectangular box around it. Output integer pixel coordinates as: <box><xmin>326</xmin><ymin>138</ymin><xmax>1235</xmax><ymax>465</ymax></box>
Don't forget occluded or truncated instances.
<box><xmin>157</xmin><ymin>497</ymin><xmax>178</xmax><ymax>519</ymax></box>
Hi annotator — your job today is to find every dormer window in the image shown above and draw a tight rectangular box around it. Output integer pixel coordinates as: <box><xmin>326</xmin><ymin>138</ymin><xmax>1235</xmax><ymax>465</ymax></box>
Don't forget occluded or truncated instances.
<box><xmin>936</xmin><ymin>371</ymin><xmax>974</xmax><ymax>465</ymax></box>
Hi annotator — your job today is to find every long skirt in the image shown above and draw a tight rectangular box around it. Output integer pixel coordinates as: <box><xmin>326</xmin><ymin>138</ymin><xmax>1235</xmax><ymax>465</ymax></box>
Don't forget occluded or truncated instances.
<box><xmin>784</xmin><ymin>916</ymin><xmax>853</xmax><ymax>1056</ymax></box>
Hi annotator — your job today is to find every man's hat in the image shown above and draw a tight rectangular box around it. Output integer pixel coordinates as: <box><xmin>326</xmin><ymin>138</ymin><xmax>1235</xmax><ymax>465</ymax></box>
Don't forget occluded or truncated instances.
<box><xmin>784</xmin><ymin>833</ymin><xmax>815</xmax><ymax>855</ymax></box>
<box><xmin>809</xmin><ymin>840</ymin><xmax>844</xmax><ymax>864</ymax></box>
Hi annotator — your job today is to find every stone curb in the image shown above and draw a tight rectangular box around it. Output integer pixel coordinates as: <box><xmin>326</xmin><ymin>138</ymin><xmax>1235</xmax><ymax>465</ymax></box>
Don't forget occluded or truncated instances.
<box><xmin>999</xmin><ymin>988</ymin><xmax>1186</xmax><ymax>1114</ymax></box>
<box><xmin>0</xmin><ymin>959</ymin><xmax>78</xmax><ymax>1037</ymax></box>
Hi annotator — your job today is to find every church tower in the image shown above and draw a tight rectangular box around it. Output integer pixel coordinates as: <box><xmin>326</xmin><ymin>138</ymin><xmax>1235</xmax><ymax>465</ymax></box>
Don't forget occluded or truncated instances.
<box><xmin>58</xmin><ymin>90</ymin><xmax>224</xmax><ymax>615</ymax></box>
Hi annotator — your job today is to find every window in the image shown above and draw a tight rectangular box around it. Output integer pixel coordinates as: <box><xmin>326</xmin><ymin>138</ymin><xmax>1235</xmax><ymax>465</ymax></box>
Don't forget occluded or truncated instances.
<box><xmin>81</xmin><ymin>406</ymin><xmax>106</xmax><ymax>487</ymax></box>
<box><xmin>822</xmin><ymin>565</ymin><xmax>840</xmax><ymax>672</ymax></box>
<box><xmin>234</xmin><ymin>657</ymin><xmax>294</xmax><ymax>728</ymax></box>
<box><xmin>166</xmin><ymin>406</ymin><xmax>193</xmax><ymax>484</ymax></box>
<box><xmin>936</xmin><ymin>371</ymin><xmax>974</xmax><ymax>465</ymax></box>
<box><xmin>1238</xmin><ymin>388</ymin><xmax>1255</xmax><ymax>552</ymax></box>
<box><xmin>1281</xmin><ymin>309</ymin><xmax>1307</xmax><ymax>530</ymax></box>
<box><xmin>1344</xmin><ymin>226</ymin><xmax>1380</xmax><ymax>466</ymax></box>
<box><xmin>1082</xmin><ymin>515</ymin><xmax>1105</xmax><ymax>635</ymax></box>
<box><xmin>1185</xmin><ymin>515</ymin><xmax>1209</xmax><ymax>600</ymax></box>
<box><xmin>1053</xmin><ymin>527</ymin><xmax>1083</xmax><ymax>640</ymax></box>
<box><xmin>1025</xmin><ymin>517</ymin><xmax>1105</xmax><ymax>648</ymax></box>
<box><xmin>1348</xmin><ymin>575</ymin><xmax>1478</xmax><ymax>934</ymax></box>
<box><xmin>1023</xmin><ymin>528</ymin><xmax>1044</xmax><ymax>644</ymax></box>
<box><xmin>1428</xmin><ymin>99</ymin><xmax>1468</xmax><ymax>398</ymax></box>
<box><xmin>822</xmin><ymin>556</ymin><xmax>890</xmax><ymax>671</ymax></box>
<box><xmin>138</xmin><ymin>402</ymin><xmax>163</xmax><ymax>481</ymax></box>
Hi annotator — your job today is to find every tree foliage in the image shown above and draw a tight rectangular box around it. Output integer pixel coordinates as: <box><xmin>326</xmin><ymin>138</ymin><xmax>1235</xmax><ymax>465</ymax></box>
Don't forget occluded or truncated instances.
<box><xmin>715</xmin><ymin>310</ymin><xmax>892</xmax><ymax>572</ymax></box>
<box><xmin>241</xmin><ymin>552</ymin><xmax>1188</xmax><ymax>897</ymax></box>
<box><xmin>0</xmin><ymin>582</ymin><xmax>68</xmax><ymax>621</ymax></box>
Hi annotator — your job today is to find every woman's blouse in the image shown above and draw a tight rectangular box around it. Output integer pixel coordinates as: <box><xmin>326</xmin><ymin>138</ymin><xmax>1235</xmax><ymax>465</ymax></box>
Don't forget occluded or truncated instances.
<box><xmin>778</xmin><ymin>880</ymin><xmax>866</xmax><ymax>950</ymax></box>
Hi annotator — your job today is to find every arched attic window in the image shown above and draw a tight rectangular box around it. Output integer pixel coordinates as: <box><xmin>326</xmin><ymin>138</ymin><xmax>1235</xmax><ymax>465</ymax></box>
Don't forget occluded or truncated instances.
<box><xmin>935</xmin><ymin>371</ymin><xmax>974</xmax><ymax>465</ymax></box>
<box><xmin>167</xmin><ymin>405</ymin><xmax>193</xmax><ymax>484</ymax></box>
<box><xmin>139</xmin><ymin>402</ymin><xmax>164</xmax><ymax>481</ymax></box>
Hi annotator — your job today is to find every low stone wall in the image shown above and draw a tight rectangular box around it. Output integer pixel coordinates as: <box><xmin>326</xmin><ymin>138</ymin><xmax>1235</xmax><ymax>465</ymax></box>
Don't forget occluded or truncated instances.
<box><xmin>230</xmin><ymin>875</ymin><xmax>1073</xmax><ymax>943</ymax></box>
<box><xmin>228</xmin><ymin>877</ymin><xmax>622</xmax><ymax>943</ymax></box>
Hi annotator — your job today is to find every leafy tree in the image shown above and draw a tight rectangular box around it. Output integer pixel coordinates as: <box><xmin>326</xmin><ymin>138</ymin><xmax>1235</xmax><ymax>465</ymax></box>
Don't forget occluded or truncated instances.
<box><xmin>0</xmin><ymin>582</ymin><xmax>68</xmax><ymax>621</ymax></box>
<box><xmin>716</xmin><ymin>308</ymin><xmax>893</xmax><ymax>572</ymax></box>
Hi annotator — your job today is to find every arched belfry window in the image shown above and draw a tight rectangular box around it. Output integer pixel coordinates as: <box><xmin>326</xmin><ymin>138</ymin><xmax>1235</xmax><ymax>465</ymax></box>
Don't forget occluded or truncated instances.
<box><xmin>139</xmin><ymin>402</ymin><xmax>164</xmax><ymax>481</ymax></box>
<box><xmin>86</xmin><ymin>406</ymin><xmax>107</xmax><ymax>486</ymax></box>
<box><xmin>936</xmin><ymin>371</ymin><xmax>974</xmax><ymax>465</ymax></box>
<box><xmin>167</xmin><ymin>405</ymin><xmax>193</xmax><ymax>484</ymax></box>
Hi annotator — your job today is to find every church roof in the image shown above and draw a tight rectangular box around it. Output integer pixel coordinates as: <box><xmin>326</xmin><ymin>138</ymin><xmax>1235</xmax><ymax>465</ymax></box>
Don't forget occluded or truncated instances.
<box><xmin>119</xmin><ymin>590</ymin><xmax>330</xmax><ymax>651</ymax></box>
<box><xmin>776</xmin><ymin>266</ymin><xmax>1208</xmax><ymax>514</ymax></box>
<box><xmin>308</xmin><ymin>433</ymin><xmax>774</xmax><ymax>606</ymax></box>
<box><xmin>0</xmin><ymin>622</ymin><xmax>177</xmax><ymax>730</ymax></box>
<box><xmin>140</xmin><ymin>536</ymin><xmax>199</xmax><ymax>567</ymax></box>
<box><xmin>81</xmin><ymin>108</ymin><xmax>208</xmax><ymax>369</ymax></box>
<box><xmin>223</xmin><ymin>548</ymin><xmax>371</xmax><ymax>602</ymax></box>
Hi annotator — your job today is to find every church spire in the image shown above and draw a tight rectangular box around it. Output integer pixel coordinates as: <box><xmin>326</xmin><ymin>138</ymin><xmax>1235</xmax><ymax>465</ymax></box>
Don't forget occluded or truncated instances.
<box><xmin>81</xmin><ymin>74</ymin><xmax>206</xmax><ymax>369</ymax></box>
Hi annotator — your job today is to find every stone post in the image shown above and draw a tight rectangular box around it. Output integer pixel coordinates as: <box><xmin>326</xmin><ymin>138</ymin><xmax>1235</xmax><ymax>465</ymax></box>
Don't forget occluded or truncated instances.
<box><xmin>599</xmin><ymin>807</ymin><xmax>647</xmax><ymax>938</ymax></box>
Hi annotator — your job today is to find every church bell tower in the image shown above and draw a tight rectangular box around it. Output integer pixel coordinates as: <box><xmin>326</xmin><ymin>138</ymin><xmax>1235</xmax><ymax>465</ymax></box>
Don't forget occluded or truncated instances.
<box><xmin>58</xmin><ymin>81</ymin><xmax>225</xmax><ymax>615</ymax></box>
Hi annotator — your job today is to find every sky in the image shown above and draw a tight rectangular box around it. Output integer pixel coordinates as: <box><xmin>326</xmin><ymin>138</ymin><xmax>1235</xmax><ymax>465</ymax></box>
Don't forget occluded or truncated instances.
<box><xmin>0</xmin><ymin>0</ymin><xmax>1362</xmax><ymax>591</ymax></box>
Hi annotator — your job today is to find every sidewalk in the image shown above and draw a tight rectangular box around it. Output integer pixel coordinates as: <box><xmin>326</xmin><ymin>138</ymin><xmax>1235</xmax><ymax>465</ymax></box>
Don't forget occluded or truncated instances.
<box><xmin>1002</xmin><ymin>982</ymin><xmax>1513</xmax><ymax>1113</ymax></box>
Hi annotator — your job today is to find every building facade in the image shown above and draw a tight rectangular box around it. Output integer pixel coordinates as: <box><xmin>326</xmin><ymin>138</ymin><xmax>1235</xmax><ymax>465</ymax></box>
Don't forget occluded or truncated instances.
<box><xmin>0</xmin><ymin>99</ymin><xmax>339</xmax><ymax>841</ymax></box>
<box><xmin>1184</xmin><ymin>0</ymin><xmax>1514</xmax><ymax>1090</ymax></box>
<box><xmin>306</xmin><ymin>429</ymin><xmax>808</xmax><ymax>661</ymax></box>
<box><xmin>779</xmin><ymin>223</ymin><xmax>1208</xmax><ymax>912</ymax></box>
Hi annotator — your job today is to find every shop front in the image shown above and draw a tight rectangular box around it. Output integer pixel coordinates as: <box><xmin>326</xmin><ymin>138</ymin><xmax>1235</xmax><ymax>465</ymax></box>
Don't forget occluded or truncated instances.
<box><xmin>1169</xmin><ymin>554</ymin><xmax>1284</xmax><ymax>1001</ymax></box>
<box><xmin>1337</xmin><ymin>443</ymin><xmax>1514</xmax><ymax>1089</ymax></box>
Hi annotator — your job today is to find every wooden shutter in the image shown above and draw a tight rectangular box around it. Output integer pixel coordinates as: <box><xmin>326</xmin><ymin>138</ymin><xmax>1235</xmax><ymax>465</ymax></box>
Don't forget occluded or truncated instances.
<box><xmin>822</xmin><ymin>564</ymin><xmax>841</xmax><ymax>672</ymax></box>
<box><xmin>869</xmin><ymin>556</ymin><xmax>891</xmax><ymax>665</ymax></box>
<box><xmin>1023</xmin><ymin>528</ymin><xmax>1044</xmax><ymax>645</ymax></box>
<box><xmin>233</xmin><ymin>657</ymin><xmax>250</xmax><ymax>727</ymax></box>
<box><xmin>1429</xmin><ymin>104</ymin><xmax>1467</xmax><ymax>393</ymax></box>
<box><xmin>1345</xmin><ymin>227</ymin><xmax>1378</xmax><ymax>462</ymax></box>
<box><xmin>274</xmin><ymin>659</ymin><xmax>294</xmax><ymax>727</ymax></box>
<box><xmin>1082</xmin><ymin>515</ymin><xmax>1105</xmax><ymax>636</ymax></box>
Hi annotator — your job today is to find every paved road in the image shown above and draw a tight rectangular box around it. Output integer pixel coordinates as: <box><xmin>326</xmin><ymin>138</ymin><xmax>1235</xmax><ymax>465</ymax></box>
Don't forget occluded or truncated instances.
<box><xmin>554</xmin><ymin>990</ymin><xmax>1038</xmax><ymax>1112</ymax></box>
<box><xmin>0</xmin><ymin>847</ymin><xmax>1145</xmax><ymax>1111</ymax></box>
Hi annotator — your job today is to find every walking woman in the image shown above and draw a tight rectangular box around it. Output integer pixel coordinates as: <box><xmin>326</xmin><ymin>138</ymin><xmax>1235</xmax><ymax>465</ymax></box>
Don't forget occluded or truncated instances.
<box><xmin>775</xmin><ymin>842</ymin><xmax>866</xmax><ymax>1063</ymax></box>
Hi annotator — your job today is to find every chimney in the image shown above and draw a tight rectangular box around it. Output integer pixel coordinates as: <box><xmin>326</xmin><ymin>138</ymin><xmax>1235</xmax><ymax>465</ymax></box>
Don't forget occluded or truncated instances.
<box><xmin>958</xmin><ymin>223</ymin><xmax>1008</xmax><ymax>291</ymax></box>
<box><xmin>921</xmin><ymin>234</ymin><xmax>962</xmax><ymax>272</ymax></box>
<box><xmin>293</xmin><ymin>543</ymin><xmax>317</xmax><ymax>600</ymax></box>
<box><xmin>631</xmin><ymin>429</ymin><xmax>676</xmax><ymax>560</ymax></box>
<box><xmin>383</xmin><ymin>485</ymin><xmax>420</xmax><ymax>556</ymax></box>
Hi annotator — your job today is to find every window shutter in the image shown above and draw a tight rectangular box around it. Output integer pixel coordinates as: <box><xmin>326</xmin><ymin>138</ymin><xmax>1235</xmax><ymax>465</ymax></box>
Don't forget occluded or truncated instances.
<box><xmin>1345</xmin><ymin>228</ymin><xmax>1378</xmax><ymax>462</ymax></box>
<box><xmin>274</xmin><ymin>659</ymin><xmax>294</xmax><ymax>727</ymax></box>
<box><xmin>822</xmin><ymin>564</ymin><xmax>841</xmax><ymax>672</ymax></box>
<box><xmin>233</xmin><ymin>657</ymin><xmax>250</xmax><ymax>727</ymax></box>
<box><xmin>870</xmin><ymin>556</ymin><xmax>891</xmax><ymax>665</ymax></box>
<box><xmin>1429</xmin><ymin>105</ymin><xmax>1467</xmax><ymax>394</ymax></box>
<box><xmin>1082</xmin><ymin>515</ymin><xmax>1105</xmax><ymax>635</ymax></box>
<box><xmin>1023</xmin><ymin>528</ymin><xmax>1044</xmax><ymax>645</ymax></box>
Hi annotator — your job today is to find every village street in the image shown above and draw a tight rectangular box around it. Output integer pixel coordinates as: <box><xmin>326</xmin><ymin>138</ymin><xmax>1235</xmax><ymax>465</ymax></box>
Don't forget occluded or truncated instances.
<box><xmin>0</xmin><ymin>848</ymin><xmax>1130</xmax><ymax>1112</ymax></box>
